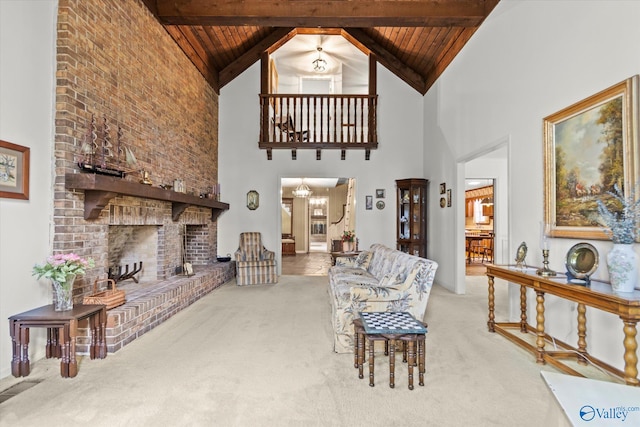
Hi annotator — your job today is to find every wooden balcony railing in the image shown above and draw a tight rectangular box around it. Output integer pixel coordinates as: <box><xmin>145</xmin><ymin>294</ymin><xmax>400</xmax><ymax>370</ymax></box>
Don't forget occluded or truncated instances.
<box><xmin>259</xmin><ymin>94</ymin><xmax>378</xmax><ymax>160</ymax></box>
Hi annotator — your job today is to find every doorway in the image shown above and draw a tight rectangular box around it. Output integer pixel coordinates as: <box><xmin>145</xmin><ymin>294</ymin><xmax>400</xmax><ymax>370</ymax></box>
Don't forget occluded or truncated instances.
<box><xmin>280</xmin><ymin>177</ymin><xmax>355</xmax><ymax>255</ymax></box>
<box><xmin>309</xmin><ymin>196</ymin><xmax>328</xmax><ymax>252</ymax></box>
<box><xmin>455</xmin><ymin>143</ymin><xmax>509</xmax><ymax>294</ymax></box>
<box><xmin>465</xmin><ymin>179</ymin><xmax>495</xmax><ymax>276</ymax></box>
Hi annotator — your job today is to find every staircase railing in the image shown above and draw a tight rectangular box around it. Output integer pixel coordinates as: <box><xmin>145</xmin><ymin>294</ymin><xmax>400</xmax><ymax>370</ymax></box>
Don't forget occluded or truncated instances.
<box><xmin>259</xmin><ymin>94</ymin><xmax>378</xmax><ymax>159</ymax></box>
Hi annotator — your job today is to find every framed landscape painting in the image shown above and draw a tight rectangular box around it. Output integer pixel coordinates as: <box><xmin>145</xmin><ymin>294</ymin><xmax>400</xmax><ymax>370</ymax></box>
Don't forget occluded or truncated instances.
<box><xmin>0</xmin><ymin>140</ymin><xmax>30</xmax><ymax>200</ymax></box>
<box><xmin>543</xmin><ymin>76</ymin><xmax>639</xmax><ymax>240</ymax></box>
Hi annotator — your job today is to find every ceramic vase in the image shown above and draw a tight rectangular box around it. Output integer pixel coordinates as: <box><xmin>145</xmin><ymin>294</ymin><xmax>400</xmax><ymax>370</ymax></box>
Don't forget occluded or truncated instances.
<box><xmin>606</xmin><ymin>244</ymin><xmax>638</xmax><ymax>293</ymax></box>
<box><xmin>51</xmin><ymin>274</ymin><xmax>76</xmax><ymax>311</ymax></box>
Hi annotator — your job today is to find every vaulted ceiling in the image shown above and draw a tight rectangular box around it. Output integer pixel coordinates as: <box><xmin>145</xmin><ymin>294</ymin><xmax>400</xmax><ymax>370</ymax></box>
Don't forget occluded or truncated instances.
<box><xmin>142</xmin><ymin>0</ymin><xmax>499</xmax><ymax>95</ymax></box>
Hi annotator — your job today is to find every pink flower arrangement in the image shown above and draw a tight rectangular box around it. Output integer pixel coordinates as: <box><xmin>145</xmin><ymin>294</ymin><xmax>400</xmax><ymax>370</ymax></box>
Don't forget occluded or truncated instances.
<box><xmin>32</xmin><ymin>253</ymin><xmax>95</xmax><ymax>283</ymax></box>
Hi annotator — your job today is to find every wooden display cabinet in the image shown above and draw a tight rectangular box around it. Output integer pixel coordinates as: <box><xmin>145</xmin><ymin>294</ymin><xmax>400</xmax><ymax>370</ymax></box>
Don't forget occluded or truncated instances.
<box><xmin>396</xmin><ymin>178</ymin><xmax>428</xmax><ymax>257</ymax></box>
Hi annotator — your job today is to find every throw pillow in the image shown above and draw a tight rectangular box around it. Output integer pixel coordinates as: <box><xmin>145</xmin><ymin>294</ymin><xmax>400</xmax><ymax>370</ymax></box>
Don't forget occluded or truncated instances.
<box><xmin>354</xmin><ymin>251</ymin><xmax>372</xmax><ymax>269</ymax></box>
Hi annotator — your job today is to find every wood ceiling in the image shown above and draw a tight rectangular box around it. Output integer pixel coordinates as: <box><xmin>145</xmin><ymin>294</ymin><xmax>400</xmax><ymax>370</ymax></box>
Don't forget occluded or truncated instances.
<box><xmin>142</xmin><ymin>0</ymin><xmax>500</xmax><ymax>95</ymax></box>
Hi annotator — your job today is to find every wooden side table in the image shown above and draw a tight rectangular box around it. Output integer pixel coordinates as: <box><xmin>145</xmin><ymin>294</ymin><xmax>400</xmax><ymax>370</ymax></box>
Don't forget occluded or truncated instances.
<box><xmin>330</xmin><ymin>250</ymin><xmax>361</xmax><ymax>266</ymax></box>
<box><xmin>9</xmin><ymin>304</ymin><xmax>107</xmax><ymax>378</ymax></box>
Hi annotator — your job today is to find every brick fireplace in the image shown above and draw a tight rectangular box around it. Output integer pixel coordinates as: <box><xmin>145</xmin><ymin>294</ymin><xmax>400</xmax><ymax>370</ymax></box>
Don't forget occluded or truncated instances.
<box><xmin>53</xmin><ymin>0</ymin><xmax>221</xmax><ymax>295</ymax></box>
<box><xmin>51</xmin><ymin>0</ymin><xmax>234</xmax><ymax>352</ymax></box>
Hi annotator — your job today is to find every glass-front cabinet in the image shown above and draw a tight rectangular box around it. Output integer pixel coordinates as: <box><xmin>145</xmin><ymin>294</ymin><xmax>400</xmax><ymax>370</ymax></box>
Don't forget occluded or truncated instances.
<box><xmin>396</xmin><ymin>179</ymin><xmax>428</xmax><ymax>257</ymax></box>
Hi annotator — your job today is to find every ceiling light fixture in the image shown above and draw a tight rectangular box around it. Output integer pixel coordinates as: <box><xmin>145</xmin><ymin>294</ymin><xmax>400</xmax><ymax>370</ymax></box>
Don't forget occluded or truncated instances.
<box><xmin>481</xmin><ymin>197</ymin><xmax>494</xmax><ymax>205</ymax></box>
<box><xmin>312</xmin><ymin>47</ymin><xmax>327</xmax><ymax>73</ymax></box>
<box><xmin>293</xmin><ymin>179</ymin><xmax>313</xmax><ymax>198</ymax></box>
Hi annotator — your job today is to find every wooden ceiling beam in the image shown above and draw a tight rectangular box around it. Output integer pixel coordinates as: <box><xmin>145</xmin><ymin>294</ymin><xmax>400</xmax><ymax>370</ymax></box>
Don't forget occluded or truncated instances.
<box><xmin>155</xmin><ymin>0</ymin><xmax>493</xmax><ymax>27</ymax></box>
<box><xmin>219</xmin><ymin>27</ymin><xmax>296</xmax><ymax>88</ymax></box>
<box><xmin>342</xmin><ymin>28</ymin><xmax>425</xmax><ymax>94</ymax></box>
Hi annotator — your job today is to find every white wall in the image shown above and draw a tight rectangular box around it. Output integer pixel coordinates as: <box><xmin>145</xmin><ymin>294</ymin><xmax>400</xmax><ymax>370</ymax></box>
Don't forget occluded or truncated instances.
<box><xmin>218</xmin><ymin>63</ymin><xmax>424</xmax><ymax>266</ymax></box>
<box><xmin>424</xmin><ymin>0</ymin><xmax>640</xmax><ymax>372</ymax></box>
<box><xmin>0</xmin><ymin>0</ymin><xmax>57</xmax><ymax>379</ymax></box>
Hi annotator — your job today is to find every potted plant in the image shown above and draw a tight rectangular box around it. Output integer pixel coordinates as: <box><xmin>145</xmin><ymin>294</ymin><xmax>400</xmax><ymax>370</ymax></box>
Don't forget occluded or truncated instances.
<box><xmin>33</xmin><ymin>253</ymin><xmax>95</xmax><ymax>311</ymax></box>
<box><xmin>341</xmin><ymin>230</ymin><xmax>356</xmax><ymax>252</ymax></box>
<box><xmin>596</xmin><ymin>184</ymin><xmax>640</xmax><ymax>293</ymax></box>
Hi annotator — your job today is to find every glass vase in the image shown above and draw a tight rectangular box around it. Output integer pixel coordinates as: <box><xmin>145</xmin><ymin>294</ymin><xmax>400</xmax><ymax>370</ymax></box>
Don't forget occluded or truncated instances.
<box><xmin>606</xmin><ymin>244</ymin><xmax>638</xmax><ymax>294</ymax></box>
<box><xmin>51</xmin><ymin>274</ymin><xmax>76</xmax><ymax>311</ymax></box>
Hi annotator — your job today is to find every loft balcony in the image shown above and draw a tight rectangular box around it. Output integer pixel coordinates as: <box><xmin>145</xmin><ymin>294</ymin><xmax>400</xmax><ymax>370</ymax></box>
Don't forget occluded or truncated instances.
<box><xmin>259</xmin><ymin>94</ymin><xmax>378</xmax><ymax>160</ymax></box>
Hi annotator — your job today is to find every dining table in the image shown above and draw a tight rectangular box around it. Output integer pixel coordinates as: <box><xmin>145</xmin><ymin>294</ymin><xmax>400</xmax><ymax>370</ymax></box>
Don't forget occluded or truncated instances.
<box><xmin>465</xmin><ymin>233</ymin><xmax>492</xmax><ymax>263</ymax></box>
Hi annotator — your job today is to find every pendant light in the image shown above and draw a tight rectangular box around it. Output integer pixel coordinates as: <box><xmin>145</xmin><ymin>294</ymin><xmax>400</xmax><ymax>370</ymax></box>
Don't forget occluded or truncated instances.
<box><xmin>293</xmin><ymin>178</ymin><xmax>313</xmax><ymax>198</ymax></box>
<box><xmin>312</xmin><ymin>47</ymin><xmax>327</xmax><ymax>73</ymax></box>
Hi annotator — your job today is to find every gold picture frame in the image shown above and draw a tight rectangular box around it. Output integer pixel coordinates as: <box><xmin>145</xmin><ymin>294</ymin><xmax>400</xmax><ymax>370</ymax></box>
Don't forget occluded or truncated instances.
<box><xmin>0</xmin><ymin>140</ymin><xmax>30</xmax><ymax>200</ymax></box>
<box><xmin>544</xmin><ymin>76</ymin><xmax>639</xmax><ymax>240</ymax></box>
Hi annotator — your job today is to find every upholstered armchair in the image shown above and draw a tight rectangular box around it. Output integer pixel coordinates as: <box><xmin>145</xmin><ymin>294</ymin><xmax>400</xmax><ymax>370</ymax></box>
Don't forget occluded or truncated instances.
<box><xmin>234</xmin><ymin>232</ymin><xmax>278</xmax><ymax>285</ymax></box>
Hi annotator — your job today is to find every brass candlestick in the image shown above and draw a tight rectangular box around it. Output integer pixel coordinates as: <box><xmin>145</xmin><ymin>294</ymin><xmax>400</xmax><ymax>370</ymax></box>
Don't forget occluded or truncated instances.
<box><xmin>536</xmin><ymin>249</ymin><xmax>556</xmax><ymax>277</ymax></box>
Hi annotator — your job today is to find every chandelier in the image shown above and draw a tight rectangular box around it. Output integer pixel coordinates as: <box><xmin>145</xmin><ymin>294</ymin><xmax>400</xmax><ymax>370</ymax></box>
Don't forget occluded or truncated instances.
<box><xmin>292</xmin><ymin>179</ymin><xmax>313</xmax><ymax>198</ymax></box>
<box><xmin>312</xmin><ymin>47</ymin><xmax>327</xmax><ymax>73</ymax></box>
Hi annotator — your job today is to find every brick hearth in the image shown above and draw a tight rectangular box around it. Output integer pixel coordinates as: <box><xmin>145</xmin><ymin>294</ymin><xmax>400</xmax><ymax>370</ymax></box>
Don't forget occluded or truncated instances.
<box><xmin>77</xmin><ymin>263</ymin><xmax>235</xmax><ymax>353</ymax></box>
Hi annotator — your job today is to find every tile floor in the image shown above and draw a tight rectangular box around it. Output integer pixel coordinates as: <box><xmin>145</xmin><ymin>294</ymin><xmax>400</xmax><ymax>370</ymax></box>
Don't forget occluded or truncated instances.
<box><xmin>281</xmin><ymin>252</ymin><xmax>332</xmax><ymax>276</ymax></box>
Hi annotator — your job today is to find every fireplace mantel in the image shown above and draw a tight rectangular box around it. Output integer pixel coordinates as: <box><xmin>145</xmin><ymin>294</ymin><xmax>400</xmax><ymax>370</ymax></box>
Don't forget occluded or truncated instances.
<box><xmin>65</xmin><ymin>173</ymin><xmax>229</xmax><ymax>221</ymax></box>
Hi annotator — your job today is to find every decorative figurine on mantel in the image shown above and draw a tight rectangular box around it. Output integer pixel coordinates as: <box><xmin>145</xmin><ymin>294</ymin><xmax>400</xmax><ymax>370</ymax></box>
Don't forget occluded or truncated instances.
<box><xmin>140</xmin><ymin>169</ymin><xmax>152</xmax><ymax>185</ymax></box>
<box><xmin>77</xmin><ymin>113</ymin><xmax>138</xmax><ymax>178</ymax></box>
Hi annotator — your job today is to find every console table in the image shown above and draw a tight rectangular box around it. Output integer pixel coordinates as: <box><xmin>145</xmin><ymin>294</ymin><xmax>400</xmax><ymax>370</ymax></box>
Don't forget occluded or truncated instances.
<box><xmin>9</xmin><ymin>304</ymin><xmax>107</xmax><ymax>378</ymax></box>
<box><xmin>485</xmin><ymin>264</ymin><xmax>640</xmax><ymax>386</ymax></box>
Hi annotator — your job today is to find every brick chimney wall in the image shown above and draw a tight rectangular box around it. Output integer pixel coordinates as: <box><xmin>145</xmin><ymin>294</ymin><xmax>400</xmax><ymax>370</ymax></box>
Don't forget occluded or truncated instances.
<box><xmin>54</xmin><ymin>0</ymin><xmax>220</xmax><ymax>301</ymax></box>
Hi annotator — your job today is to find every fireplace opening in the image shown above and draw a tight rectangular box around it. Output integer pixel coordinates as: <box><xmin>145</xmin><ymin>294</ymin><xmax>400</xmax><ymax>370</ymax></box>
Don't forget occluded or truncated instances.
<box><xmin>108</xmin><ymin>225</ymin><xmax>159</xmax><ymax>284</ymax></box>
<box><xmin>182</xmin><ymin>224</ymin><xmax>209</xmax><ymax>265</ymax></box>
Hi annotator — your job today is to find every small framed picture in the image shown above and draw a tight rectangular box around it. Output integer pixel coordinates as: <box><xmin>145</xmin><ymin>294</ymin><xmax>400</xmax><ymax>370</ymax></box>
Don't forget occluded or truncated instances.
<box><xmin>375</xmin><ymin>189</ymin><xmax>385</xmax><ymax>198</ymax></box>
<box><xmin>440</xmin><ymin>183</ymin><xmax>446</xmax><ymax>194</ymax></box>
<box><xmin>365</xmin><ymin>195</ymin><xmax>373</xmax><ymax>210</ymax></box>
<box><xmin>0</xmin><ymin>140</ymin><xmax>30</xmax><ymax>200</ymax></box>
<box><xmin>446</xmin><ymin>189</ymin><xmax>452</xmax><ymax>207</ymax></box>
<box><xmin>247</xmin><ymin>190</ymin><xmax>259</xmax><ymax>210</ymax></box>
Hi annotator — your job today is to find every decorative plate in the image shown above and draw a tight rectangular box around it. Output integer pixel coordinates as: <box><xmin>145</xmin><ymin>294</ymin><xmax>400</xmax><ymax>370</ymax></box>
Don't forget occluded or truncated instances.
<box><xmin>376</xmin><ymin>200</ymin><xmax>385</xmax><ymax>210</ymax></box>
<box><xmin>566</xmin><ymin>242</ymin><xmax>599</xmax><ymax>279</ymax></box>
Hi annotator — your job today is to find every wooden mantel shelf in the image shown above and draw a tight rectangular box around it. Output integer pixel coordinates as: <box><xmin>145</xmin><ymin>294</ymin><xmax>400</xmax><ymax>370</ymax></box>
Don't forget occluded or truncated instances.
<box><xmin>65</xmin><ymin>173</ymin><xmax>229</xmax><ymax>221</ymax></box>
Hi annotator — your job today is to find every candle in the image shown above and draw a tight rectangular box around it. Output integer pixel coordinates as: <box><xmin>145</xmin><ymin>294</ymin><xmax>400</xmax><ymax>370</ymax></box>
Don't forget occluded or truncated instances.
<box><xmin>540</xmin><ymin>222</ymin><xmax>549</xmax><ymax>250</ymax></box>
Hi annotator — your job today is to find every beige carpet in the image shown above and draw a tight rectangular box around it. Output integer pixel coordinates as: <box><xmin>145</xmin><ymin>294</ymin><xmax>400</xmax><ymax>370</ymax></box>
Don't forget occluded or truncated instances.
<box><xmin>0</xmin><ymin>275</ymin><xmax>564</xmax><ymax>426</ymax></box>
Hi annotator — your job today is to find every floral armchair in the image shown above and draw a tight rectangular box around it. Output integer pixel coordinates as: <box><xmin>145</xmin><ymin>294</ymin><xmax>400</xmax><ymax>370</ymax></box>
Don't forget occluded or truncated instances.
<box><xmin>234</xmin><ymin>232</ymin><xmax>278</xmax><ymax>285</ymax></box>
